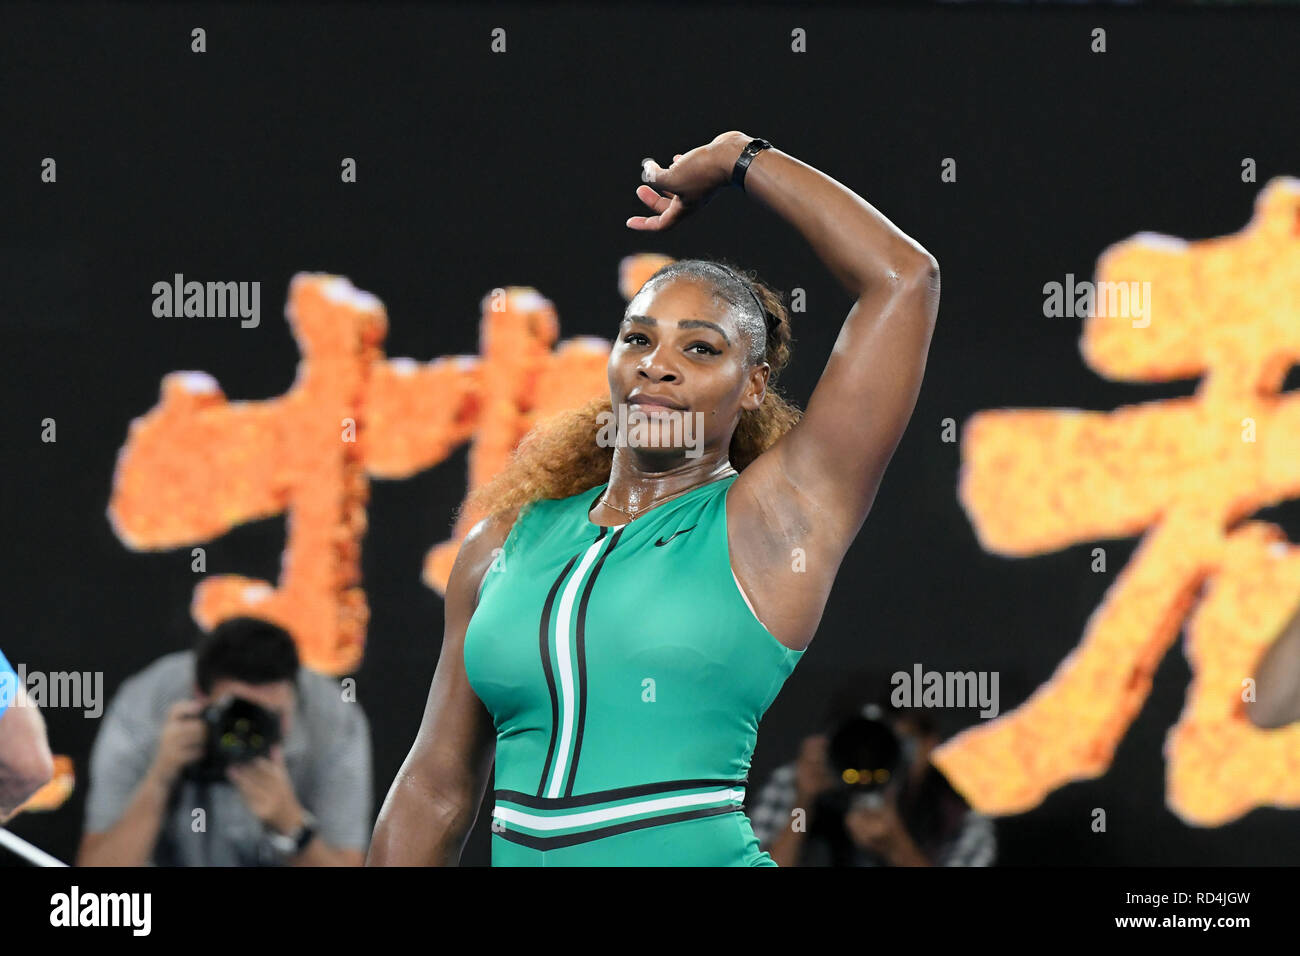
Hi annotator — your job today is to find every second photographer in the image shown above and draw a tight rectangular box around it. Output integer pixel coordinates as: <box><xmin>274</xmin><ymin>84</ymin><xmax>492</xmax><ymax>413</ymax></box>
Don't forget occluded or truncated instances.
<box><xmin>751</xmin><ymin>699</ymin><xmax>996</xmax><ymax>867</ymax></box>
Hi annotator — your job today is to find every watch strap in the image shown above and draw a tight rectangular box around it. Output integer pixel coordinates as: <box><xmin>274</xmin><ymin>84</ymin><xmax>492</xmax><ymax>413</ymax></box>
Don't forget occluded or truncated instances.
<box><xmin>731</xmin><ymin>138</ymin><xmax>773</xmax><ymax>190</ymax></box>
<box><xmin>293</xmin><ymin>810</ymin><xmax>318</xmax><ymax>852</ymax></box>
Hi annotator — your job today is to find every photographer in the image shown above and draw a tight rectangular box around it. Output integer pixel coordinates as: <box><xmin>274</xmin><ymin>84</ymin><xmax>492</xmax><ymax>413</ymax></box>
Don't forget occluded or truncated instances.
<box><xmin>77</xmin><ymin>617</ymin><xmax>372</xmax><ymax>866</ymax></box>
<box><xmin>751</xmin><ymin>702</ymin><xmax>995</xmax><ymax>867</ymax></box>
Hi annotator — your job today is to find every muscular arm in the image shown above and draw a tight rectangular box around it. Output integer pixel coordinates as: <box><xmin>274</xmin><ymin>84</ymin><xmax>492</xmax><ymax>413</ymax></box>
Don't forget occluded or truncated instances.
<box><xmin>366</xmin><ymin>509</ymin><xmax>515</xmax><ymax>865</ymax></box>
<box><xmin>723</xmin><ymin>133</ymin><xmax>940</xmax><ymax>563</ymax></box>
<box><xmin>0</xmin><ymin>687</ymin><xmax>55</xmax><ymax>821</ymax></box>
<box><xmin>1247</xmin><ymin>594</ymin><xmax>1300</xmax><ymax>729</ymax></box>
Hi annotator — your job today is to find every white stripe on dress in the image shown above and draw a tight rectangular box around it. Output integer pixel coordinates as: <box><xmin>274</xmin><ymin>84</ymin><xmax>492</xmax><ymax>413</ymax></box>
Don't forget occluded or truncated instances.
<box><xmin>547</xmin><ymin>535</ymin><xmax>609</xmax><ymax>799</ymax></box>
<box><xmin>496</xmin><ymin>788</ymin><xmax>747</xmax><ymax>831</ymax></box>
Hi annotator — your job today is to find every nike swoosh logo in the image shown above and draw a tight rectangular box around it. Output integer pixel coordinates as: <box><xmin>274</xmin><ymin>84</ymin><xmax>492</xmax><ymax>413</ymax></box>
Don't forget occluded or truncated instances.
<box><xmin>655</xmin><ymin>525</ymin><xmax>697</xmax><ymax>547</ymax></box>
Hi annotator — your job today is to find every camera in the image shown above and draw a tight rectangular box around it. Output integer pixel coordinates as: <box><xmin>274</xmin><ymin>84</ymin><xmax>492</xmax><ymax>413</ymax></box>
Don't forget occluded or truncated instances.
<box><xmin>183</xmin><ymin>696</ymin><xmax>283</xmax><ymax>783</ymax></box>
<box><xmin>818</xmin><ymin>709</ymin><xmax>911</xmax><ymax>816</ymax></box>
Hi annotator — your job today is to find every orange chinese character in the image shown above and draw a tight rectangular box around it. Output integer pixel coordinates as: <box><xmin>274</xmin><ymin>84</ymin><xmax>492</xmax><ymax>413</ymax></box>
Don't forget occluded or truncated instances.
<box><xmin>107</xmin><ymin>257</ymin><xmax>677</xmax><ymax>673</ymax></box>
<box><xmin>932</xmin><ymin>177</ymin><xmax>1300</xmax><ymax>826</ymax></box>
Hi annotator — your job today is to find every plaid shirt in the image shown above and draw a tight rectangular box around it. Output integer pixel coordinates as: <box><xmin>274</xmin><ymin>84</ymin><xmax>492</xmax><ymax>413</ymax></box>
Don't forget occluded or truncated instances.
<box><xmin>747</xmin><ymin>761</ymin><xmax>996</xmax><ymax>866</ymax></box>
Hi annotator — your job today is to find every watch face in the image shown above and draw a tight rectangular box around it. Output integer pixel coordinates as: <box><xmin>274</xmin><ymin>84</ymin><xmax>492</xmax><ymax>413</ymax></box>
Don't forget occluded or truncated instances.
<box><xmin>268</xmin><ymin>833</ymin><xmax>295</xmax><ymax>854</ymax></box>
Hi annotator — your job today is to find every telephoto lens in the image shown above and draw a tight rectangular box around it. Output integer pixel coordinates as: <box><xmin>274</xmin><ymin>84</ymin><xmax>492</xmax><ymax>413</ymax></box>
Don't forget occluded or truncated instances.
<box><xmin>183</xmin><ymin>696</ymin><xmax>283</xmax><ymax>783</ymax></box>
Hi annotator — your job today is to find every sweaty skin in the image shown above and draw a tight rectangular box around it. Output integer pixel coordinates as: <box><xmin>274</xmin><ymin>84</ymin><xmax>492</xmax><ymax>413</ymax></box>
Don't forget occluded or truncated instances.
<box><xmin>367</xmin><ymin>130</ymin><xmax>939</xmax><ymax>865</ymax></box>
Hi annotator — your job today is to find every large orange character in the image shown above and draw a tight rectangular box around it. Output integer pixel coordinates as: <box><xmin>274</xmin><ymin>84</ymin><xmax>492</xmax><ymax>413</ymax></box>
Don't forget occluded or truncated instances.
<box><xmin>108</xmin><ymin>255</ymin><xmax>671</xmax><ymax>676</ymax></box>
<box><xmin>934</xmin><ymin>177</ymin><xmax>1300</xmax><ymax>826</ymax></box>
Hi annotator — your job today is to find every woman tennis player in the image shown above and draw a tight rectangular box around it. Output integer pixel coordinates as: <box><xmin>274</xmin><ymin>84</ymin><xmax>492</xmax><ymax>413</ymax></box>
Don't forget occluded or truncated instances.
<box><xmin>368</xmin><ymin>131</ymin><xmax>940</xmax><ymax>866</ymax></box>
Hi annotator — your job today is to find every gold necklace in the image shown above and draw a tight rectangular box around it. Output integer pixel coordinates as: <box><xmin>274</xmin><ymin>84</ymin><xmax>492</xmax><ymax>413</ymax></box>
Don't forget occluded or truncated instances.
<box><xmin>598</xmin><ymin>470</ymin><xmax>737</xmax><ymax>520</ymax></box>
<box><xmin>598</xmin><ymin>486</ymin><xmax>692</xmax><ymax>521</ymax></box>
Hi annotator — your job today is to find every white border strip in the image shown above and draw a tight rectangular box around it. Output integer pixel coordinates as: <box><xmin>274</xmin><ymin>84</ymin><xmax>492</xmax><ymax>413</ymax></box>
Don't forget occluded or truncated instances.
<box><xmin>496</xmin><ymin>787</ymin><xmax>746</xmax><ymax>831</ymax></box>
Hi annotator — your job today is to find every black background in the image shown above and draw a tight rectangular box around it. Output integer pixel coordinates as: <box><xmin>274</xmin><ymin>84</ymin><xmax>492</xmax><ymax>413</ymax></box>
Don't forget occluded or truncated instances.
<box><xmin>2</xmin><ymin>2</ymin><xmax>1298</xmax><ymax>866</ymax></box>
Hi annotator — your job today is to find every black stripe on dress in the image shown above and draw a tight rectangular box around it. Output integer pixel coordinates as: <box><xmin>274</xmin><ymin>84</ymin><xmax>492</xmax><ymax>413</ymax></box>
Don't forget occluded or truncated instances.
<box><xmin>499</xmin><ymin>775</ymin><xmax>749</xmax><ymax>810</ymax></box>
<box><xmin>563</xmin><ymin>525</ymin><xmax>625</xmax><ymax>797</ymax></box>
<box><xmin>534</xmin><ymin>536</ymin><xmax>597</xmax><ymax>797</ymax></box>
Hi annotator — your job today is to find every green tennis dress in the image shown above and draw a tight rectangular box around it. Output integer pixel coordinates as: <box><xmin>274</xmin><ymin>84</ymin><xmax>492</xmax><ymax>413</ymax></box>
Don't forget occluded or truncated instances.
<box><xmin>463</xmin><ymin>473</ymin><xmax>805</xmax><ymax>866</ymax></box>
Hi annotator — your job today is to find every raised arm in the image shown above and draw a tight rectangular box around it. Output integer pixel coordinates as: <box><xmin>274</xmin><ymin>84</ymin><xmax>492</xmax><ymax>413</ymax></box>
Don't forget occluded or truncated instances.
<box><xmin>366</xmin><ymin>509</ymin><xmax>513</xmax><ymax>865</ymax></box>
<box><xmin>718</xmin><ymin>133</ymin><xmax>940</xmax><ymax>554</ymax></box>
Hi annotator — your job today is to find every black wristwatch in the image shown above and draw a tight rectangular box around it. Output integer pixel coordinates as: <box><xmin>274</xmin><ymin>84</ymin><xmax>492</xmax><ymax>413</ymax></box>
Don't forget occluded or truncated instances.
<box><xmin>267</xmin><ymin>810</ymin><xmax>318</xmax><ymax>857</ymax></box>
<box><xmin>730</xmin><ymin>137</ymin><xmax>773</xmax><ymax>190</ymax></box>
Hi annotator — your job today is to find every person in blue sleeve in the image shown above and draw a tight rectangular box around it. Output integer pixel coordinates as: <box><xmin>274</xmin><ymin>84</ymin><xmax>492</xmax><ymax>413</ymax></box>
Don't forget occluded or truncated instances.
<box><xmin>0</xmin><ymin>647</ymin><xmax>55</xmax><ymax>823</ymax></box>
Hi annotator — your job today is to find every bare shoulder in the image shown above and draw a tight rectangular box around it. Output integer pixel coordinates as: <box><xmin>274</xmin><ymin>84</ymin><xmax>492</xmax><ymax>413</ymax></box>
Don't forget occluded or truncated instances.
<box><xmin>461</xmin><ymin>505</ymin><xmax>522</xmax><ymax>560</ymax></box>
<box><xmin>450</xmin><ymin>505</ymin><xmax>523</xmax><ymax>611</ymax></box>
